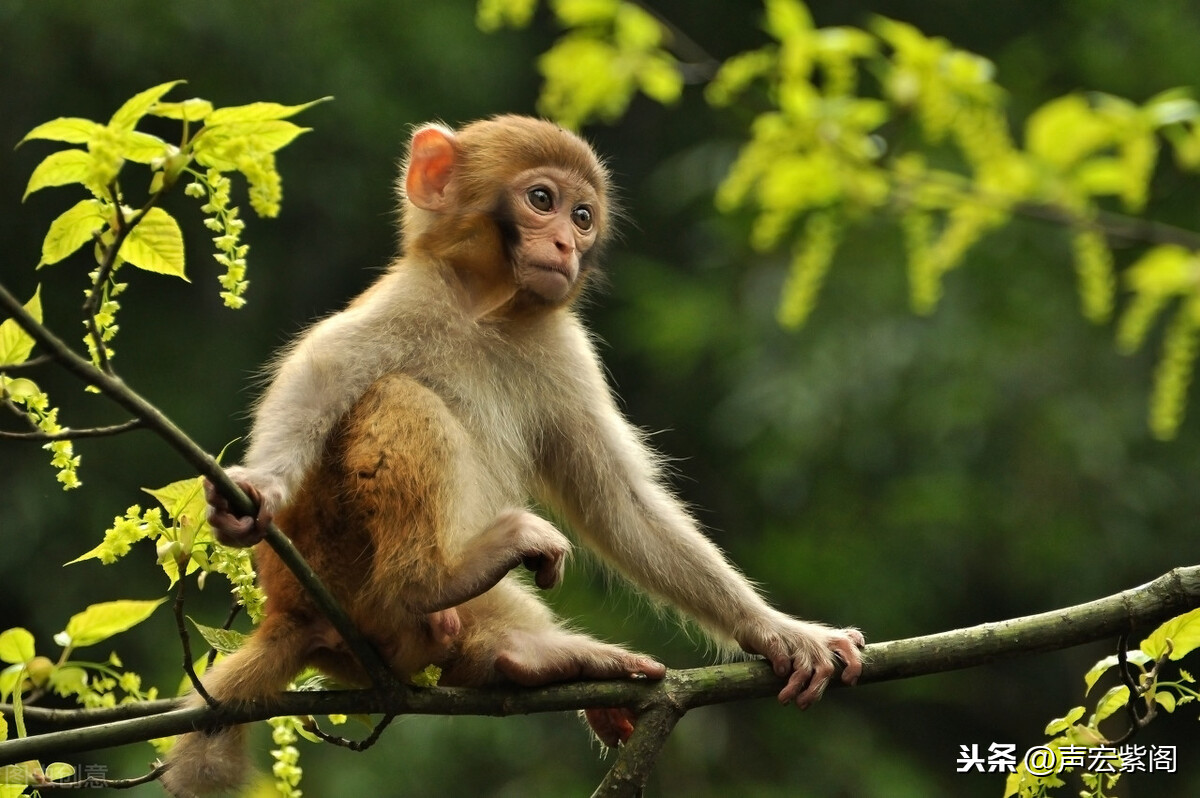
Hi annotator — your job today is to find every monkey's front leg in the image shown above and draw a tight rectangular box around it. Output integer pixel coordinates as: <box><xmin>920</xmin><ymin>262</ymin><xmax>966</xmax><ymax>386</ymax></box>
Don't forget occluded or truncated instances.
<box><xmin>735</xmin><ymin>612</ymin><xmax>865</xmax><ymax>709</ymax></box>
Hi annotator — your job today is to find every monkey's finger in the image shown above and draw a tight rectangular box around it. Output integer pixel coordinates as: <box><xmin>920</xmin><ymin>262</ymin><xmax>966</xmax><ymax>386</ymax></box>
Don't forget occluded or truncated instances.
<box><xmin>833</xmin><ymin>636</ymin><xmax>864</xmax><ymax>685</ymax></box>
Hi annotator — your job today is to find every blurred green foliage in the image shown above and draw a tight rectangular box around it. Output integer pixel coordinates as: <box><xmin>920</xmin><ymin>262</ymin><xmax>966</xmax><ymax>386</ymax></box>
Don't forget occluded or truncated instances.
<box><xmin>4</xmin><ymin>1</ymin><xmax>1200</xmax><ymax>796</ymax></box>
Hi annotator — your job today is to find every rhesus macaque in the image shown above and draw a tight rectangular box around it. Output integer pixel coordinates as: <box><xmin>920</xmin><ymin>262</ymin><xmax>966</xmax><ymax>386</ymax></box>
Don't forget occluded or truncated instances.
<box><xmin>162</xmin><ymin>115</ymin><xmax>864</xmax><ymax>797</ymax></box>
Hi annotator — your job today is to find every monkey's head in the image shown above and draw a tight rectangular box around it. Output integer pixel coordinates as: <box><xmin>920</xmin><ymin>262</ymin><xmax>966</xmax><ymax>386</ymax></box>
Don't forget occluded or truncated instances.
<box><xmin>398</xmin><ymin>115</ymin><xmax>613</xmax><ymax>310</ymax></box>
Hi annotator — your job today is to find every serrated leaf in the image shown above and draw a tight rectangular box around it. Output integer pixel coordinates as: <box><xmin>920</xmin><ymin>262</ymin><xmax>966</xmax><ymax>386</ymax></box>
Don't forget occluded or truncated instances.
<box><xmin>118</xmin><ymin>208</ymin><xmax>186</xmax><ymax>278</ymax></box>
<box><xmin>119</xmin><ymin>131</ymin><xmax>172</xmax><ymax>164</ymax></box>
<box><xmin>188</xmin><ymin>619</ymin><xmax>247</xmax><ymax>655</ymax></box>
<box><xmin>38</xmin><ymin>198</ymin><xmax>107</xmax><ymax>267</ymax></box>
<box><xmin>108</xmin><ymin>80</ymin><xmax>184</xmax><ymax>132</ymax></box>
<box><xmin>143</xmin><ymin>477</ymin><xmax>206</xmax><ymax>522</ymax></box>
<box><xmin>150</xmin><ymin>98</ymin><xmax>214</xmax><ymax>122</ymax></box>
<box><xmin>0</xmin><ymin>629</ymin><xmax>34</xmax><ymax>665</ymax></box>
<box><xmin>0</xmin><ymin>287</ymin><xmax>43</xmax><ymax>367</ymax></box>
<box><xmin>23</xmin><ymin>150</ymin><xmax>93</xmax><ymax>200</ymax></box>
<box><xmin>1044</xmin><ymin>705</ymin><xmax>1085</xmax><ymax>735</ymax></box>
<box><xmin>1091</xmin><ymin>684</ymin><xmax>1129</xmax><ymax>724</ymax></box>
<box><xmin>194</xmin><ymin>120</ymin><xmax>311</xmax><ymax>171</ymax></box>
<box><xmin>205</xmin><ymin>96</ymin><xmax>331</xmax><ymax>126</ymax></box>
<box><xmin>61</xmin><ymin>599</ymin><xmax>165</xmax><ymax>649</ymax></box>
<box><xmin>1141</xmin><ymin>606</ymin><xmax>1200</xmax><ymax>660</ymax></box>
<box><xmin>20</xmin><ymin>117</ymin><xmax>101</xmax><ymax>146</ymax></box>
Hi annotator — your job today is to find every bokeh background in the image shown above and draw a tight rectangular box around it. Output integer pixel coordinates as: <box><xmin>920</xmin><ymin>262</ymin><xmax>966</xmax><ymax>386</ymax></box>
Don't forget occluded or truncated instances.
<box><xmin>3</xmin><ymin>1</ymin><xmax>1200</xmax><ymax>795</ymax></box>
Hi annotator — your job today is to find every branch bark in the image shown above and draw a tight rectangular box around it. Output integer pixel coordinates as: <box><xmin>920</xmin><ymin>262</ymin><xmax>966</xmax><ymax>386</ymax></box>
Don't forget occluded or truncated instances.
<box><xmin>2</xmin><ymin>564</ymin><xmax>1197</xmax><ymax>787</ymax></box>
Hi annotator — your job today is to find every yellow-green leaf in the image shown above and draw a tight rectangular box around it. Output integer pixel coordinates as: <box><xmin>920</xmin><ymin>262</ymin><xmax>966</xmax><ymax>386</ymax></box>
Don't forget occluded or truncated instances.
<box><xmin>0</xmin><ymin>629</ymin><xmax>34</xmax><ymax>665</ymax></box>
<box><xmin>0</xmin><ymin>287</ymin><xmax>43</xmax><ymax>367</ymax></box>
<box><xmin>204</xmin><ymin>96</ymin><xmax>331</xmax><ymax>126</ymax></box>
<box><xmin>1044</xmin><ymin>705</ymin><xmax>1085</xmax><ymax>735</ymax></box>
<box><xmin>1142</xmin><ymin>606</ymin><xmax>1200</xmax><ymax>660</ymax></box>
<box><xmin>43</xmin><ymin>763</ymin><xmax>75</xmax><ymax>781</ymax></box>
<box><xmin>195</xmin><ymin>121</ymin><xmax>311</xmax><ymax>172</ymax></box>
<box><xmin>20</xmin><ymin>117</ymin><xmax>101</xmax><ymax>146</ymax></box>
<box><xmin>23</xmin><ymin>150</ymin><xmax>93</xmax><ymax>200</ymax></box>
<box><xmin>549</xmin><ymin>0</ymin><xmax>619</xmax><ymax>27</ymax></box>
<box><xmin>38</xmin><ymin>198</ymin><xmax>107</xmax><ymax>267</ymax></box>
<box><xmin>150</xmin><ymin>98</ymin><xmax>214</xmax><ymax>122</ymax></box>
<box><xmin>108</xmin><ymin>80</ymin><xmax>184</xmax><ymax>133</ymax></box>
<box><xmin>48</xmin><ymin>665</ymin><xmax>87</xmax><ymax>697</ymax></box>
<box><xmin>59</xmin><ymin>598</ymin><xmax>166</xmax><ymax>649</ymax></box>
<box><xmin>189</xmin><ymin>618</ymin><xmax>247</xmax><ymax>655</ymax></box>
<box><xmin>1156</xmin><ymin>691</ymin><xmax>1177</xmax><ymax>712</ymax></box>
<box><xmin>119</xmin><ymin>131</ymin><xmax>172</xmax><ymax>164</ymax></box>
<box><xmin>0</xmin><ymin>763</ymin><xmax>36</xmax><ymax>786</ymax></box>
<box><xmin>118</xmin><ymin>208</ymin><xmax>186</xmax><ymax>278</ymax></box>
<box><xmin>1091</xmin><ymin>684</ymin><xmax>1129</xmax><ymax>724</ymax></box>
<box><xmin>144</xmin><ymin>476</ymin><xmax>206</xmax><ymax>521</ymax></box>
<box><xmin>0</xmin><ymin>377</ymin><xmax>39</xmax><ymax>402</ymax></box>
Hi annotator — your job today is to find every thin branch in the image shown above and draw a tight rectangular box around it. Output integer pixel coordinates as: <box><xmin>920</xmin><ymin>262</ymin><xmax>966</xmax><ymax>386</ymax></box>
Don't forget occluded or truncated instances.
<box><xmin>0</xmin><ymin>418</ymin><xmax>144</xmax><ymax>441</ymax></box>
<box><xmin>0</xmin><ymin>355</ymin><xmax>52</xmax><ymax>370</ymax></box>
<box><xmin>304</xmin><ymin>713</ymin><xmax>395</xmax><ymax>751</ymax></box>
<box><xmin>172</xmin><ymin>578</ymin><xmax>216</xmax><ymax>708</ymax></box>
<box><xmin>34</xmin><ymin>763</ymin><xmax>166</xmax><ymax>791</ymax></box>
<box><xmin>2</xmin><ymin>564</ymin><xmax>1197</xmax><ymax>768</ymax></box>
<box><xmin>0</xmin><ymin>280</ymin><xmax>396</xmax><ymax>693</ymax></box>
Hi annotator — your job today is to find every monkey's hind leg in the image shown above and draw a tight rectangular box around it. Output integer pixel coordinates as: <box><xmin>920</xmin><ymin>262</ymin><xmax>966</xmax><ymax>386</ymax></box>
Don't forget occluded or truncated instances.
<box><xmin>161</xmin><ymin>613</ymin><xmax>313</xmax><ymax>797</ymax></box>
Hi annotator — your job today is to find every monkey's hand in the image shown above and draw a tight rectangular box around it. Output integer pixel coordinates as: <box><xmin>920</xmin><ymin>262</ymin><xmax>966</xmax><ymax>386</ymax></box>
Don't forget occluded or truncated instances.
<box><xmin>736</xmin><ymin>613</ymin><xmax>865</xmax><ymax>710</ymax></box>
<box><xmin>203</xmin><ymin>470</ymin><xmax>276</xmax><ymax>547</ymax></box>
<box><xmin>492</xmin><ymin>509</ymin><xmax>571</xmax><ymax>590</ymax></box>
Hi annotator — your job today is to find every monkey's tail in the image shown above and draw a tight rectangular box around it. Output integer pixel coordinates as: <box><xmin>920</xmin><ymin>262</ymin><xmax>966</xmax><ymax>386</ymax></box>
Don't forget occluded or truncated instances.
<box><xmin>161</xmin><ymin>613</ymin><xmax>310</xmax><ymax>797</ymax></box>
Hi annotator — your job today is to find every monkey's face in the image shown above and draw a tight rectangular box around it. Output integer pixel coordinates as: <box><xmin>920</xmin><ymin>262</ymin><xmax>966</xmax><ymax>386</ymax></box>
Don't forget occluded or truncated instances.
<box><xmin>505</xmin><ymin>167</ymin><xmax>601</xmax><ymax>304</ymax></box>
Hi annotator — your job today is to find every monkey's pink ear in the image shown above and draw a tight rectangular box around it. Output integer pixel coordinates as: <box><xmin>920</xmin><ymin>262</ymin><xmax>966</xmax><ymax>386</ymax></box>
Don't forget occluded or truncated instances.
<box><xmin>406</xmin><ymin>125</ymin><xmax>457</xmax><ymax>211</ymax></box>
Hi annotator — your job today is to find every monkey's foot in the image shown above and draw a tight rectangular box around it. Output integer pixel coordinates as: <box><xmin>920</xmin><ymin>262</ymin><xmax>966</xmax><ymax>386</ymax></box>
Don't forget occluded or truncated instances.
<box><xmin>204</xmin><ymin>477</ymin><xmax>272</xmax><ymax>547</ymax></box>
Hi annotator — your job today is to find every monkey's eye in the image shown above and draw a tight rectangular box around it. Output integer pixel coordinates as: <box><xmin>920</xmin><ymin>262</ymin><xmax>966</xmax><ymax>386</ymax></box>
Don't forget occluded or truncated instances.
<box><xmin>571</xmin><ymin>205</ymin><xmax>593</xmax><ymax>231</ymax></box>
<box><xmin>528</xmin><ymin>187</ymin><xmax>554</xmax><ymax>212</ymax></box>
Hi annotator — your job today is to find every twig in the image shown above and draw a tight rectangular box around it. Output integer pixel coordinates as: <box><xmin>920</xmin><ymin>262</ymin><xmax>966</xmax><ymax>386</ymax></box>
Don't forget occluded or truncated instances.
<box><xmin>172</xmin><ymin>577</ymin><xmax>216</xmax><ymax>708</ymax></box>
<box><xmin>592</xmin><ymin>704</ymin><xmax>682</xmax><ymax>798</ymax></box>
<box><xmin>35</xmin><ymin>762</ymin><xmax>166</xmax><ymax>790</ymax></box>
<box><xmin>0</xmin><ymin>418</ymin><xmax>143</xmax><ymax>441</ymax></box>
<box><xmin>304</xmin><ymin>713</ymin><xmax>395</xmax><ymax>751</ymax></box>
<box><xmin>0</xmin><ymin>279</ymin><xmax>396</xmax><ymax>694</ymax></box>
<box><xmin>0</xmin><ymin>355</ymin><xmax>51</xmax><ymax>370</ymax></box>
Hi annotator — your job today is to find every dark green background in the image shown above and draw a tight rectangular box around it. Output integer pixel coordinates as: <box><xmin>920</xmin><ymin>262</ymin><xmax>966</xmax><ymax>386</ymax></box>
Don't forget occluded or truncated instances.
<box><xmin>3</xmin><ymin>1</ymin><xmax>1200</xmax><ymax>795</ymax></box>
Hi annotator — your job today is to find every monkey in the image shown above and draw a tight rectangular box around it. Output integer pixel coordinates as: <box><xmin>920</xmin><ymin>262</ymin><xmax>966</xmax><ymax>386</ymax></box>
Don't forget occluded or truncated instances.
<box><xmin>161</xmin><ymin>115</ymin><xmax>864</xmax><ymax>797</ymax></box>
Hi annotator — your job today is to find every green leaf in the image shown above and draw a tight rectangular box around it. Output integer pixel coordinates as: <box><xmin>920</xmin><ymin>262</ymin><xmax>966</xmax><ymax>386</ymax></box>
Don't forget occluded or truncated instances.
<box><xmin>20</xmin><ymin>117</ymin><xmax>101</xmax><ymax>146</ymax></box>
<box><xmin>204</xmin><ymin>96</ymin><xmax>331</xmax><ymax>126</ymax></box>
<box><xmin>189</xmin><ymin>619</ymin><xmax>247</xmax><ymax>655</ymax></box>
<box><xmin>1141</xmin><ymin>606</ymin><xmax>1200</xmax><ymax>660</ymax></box>
<box><xmin>1091</xmin><ymin>684</ymin><xmax>1129</xmax><ymax>724</ymax></box>
<box><xmin>0</xmin><ymin>629</ymin><xmax>35</xmax><ymax>665</ymax></box>
<box><xmin>1044</xmin><ymin>705</ymin><xmax>1085</xmax><ymax>735</ymax></box>
<box><xmin>0</xmin><ymin>378</ymin><xmax>39</xmax><ymax>401</ymax></box>
<box><xmin>119</xmin><ymin>131</ymin><xmax>172</xmax><ymax>164</ymax></box>
<box><xmin>1083</xmin><ymin>650</ymin><xmax>1150</xmax><ymax>694</ymax></box>
<box><xmin>150</xmin><ymin>98</ymin><xmax>214</xmax><ymax>122</ymax></box>
<box><xmin>1155</xmin><ymin>691</ymin><xmax>1177</xmax><ymax>712</ymax></box>
<box><xmin>37</xmin><ymin>198</ymin><xmax>107</xmax><ymax>267</ymax></box>
<box><xmin>43</xmin><ymin>763</ymin><xmax>75</xmax><ymax>781</ymax></box>
<box><xmin>59</xmin><ymin>599</ymin><xmax>166</xmax><ymax>649</ymax></box>
<box><xmin>118</xmin><ymin>208</ymin><xmax>186</xmax><ymax>278</ymax></box>
<box><xmin>23</xmin><ymin>150</ymin><xmax>93</xmax><ymax>200</ymax></box>
<box><xmin>108</xmin><ymin>80</ymin><xmax>184</xmax><ymax>133</ymax></box>
<box><xmin>0</xmin><ymin>763</ymin><xmax>35</xmax><ymax>786</ymax></box>
<box><xmin>549</xmin><ymin>0</ymin><xmax>619</xmax><ymax>27</ymax></box>
<box><xmin>194</xmin><ymin>120</ymin><xmax>311</xmax><ymax>171</ymax></box>
<box><xmin>0</xmin><ymin>287</ymin><xmax>43</xmax><ymax>367</ymax></box>
<box><xmin>144</xmin><ymin>477</ymin><xmax>206</xmax><ymax>521</ymax></box>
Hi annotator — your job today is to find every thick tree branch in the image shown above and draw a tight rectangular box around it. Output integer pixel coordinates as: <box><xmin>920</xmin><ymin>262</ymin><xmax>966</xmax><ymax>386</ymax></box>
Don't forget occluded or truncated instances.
<box><xmin>0</xmin><ymin>281</ymin><xmax>395</xmax><ymax>690</ymax></box>
<box><xmin>2</xmin><ymin>564</ymin><xmax>1196</xmax><ymax>772</ymax></box>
